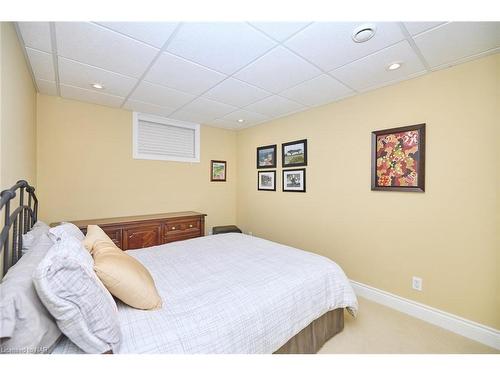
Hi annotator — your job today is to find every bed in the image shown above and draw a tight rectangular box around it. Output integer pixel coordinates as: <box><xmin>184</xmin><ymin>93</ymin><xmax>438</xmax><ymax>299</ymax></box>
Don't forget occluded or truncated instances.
<box><xmin>1</xmin><ymin>181</ymin><xmax>358</xmax><ymax>354</ymax></box>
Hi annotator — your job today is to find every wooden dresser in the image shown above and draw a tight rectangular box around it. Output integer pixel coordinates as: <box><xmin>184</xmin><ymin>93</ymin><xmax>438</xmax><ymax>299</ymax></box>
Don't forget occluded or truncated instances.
<box><xmin>66</xmin><ymin>211</ymin><xmax>206</xmax><ymax>251</ymax></box>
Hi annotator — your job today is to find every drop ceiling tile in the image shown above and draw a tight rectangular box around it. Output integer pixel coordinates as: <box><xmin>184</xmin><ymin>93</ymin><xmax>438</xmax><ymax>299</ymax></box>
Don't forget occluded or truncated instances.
<box><xmin>168</xmin><ymin>110</ymin><xmax>216</xmax><ymax>124</ymax></box>
<box><xmin>36</xmin><ymin>79</ymin><xmax>57</xmax><ymax>96</ymax></box>
<box><xmin>123</xmin><ymin>99</ymin><xmax>176</xmax><ymax>117</ymax></box>
<box><xmin>249</xmin><ymin>22</ymin><xmax>311</xmax><ymax>41</ymax></box>
<box><xmin>221</xmin><ymin>109</ymin><xmax>269</xmax><ymax>125</ymax></box>
<box><xmin>237</xmin><ymin>122</ymin><xmax>259</xmax><ymax>130</ymax></box>
<box><xmin>55</xmin><ymin>22</ymin><xmax>159</xmax><ymax>78</ymax></box>
<box><xmin>145</xmin><ymin>52</ymin><xmax>226</xmax><ymax>95</ymax></box>
<box><xmin>166</xmin><ymin>23</ymin><xmax>276</xmax><ymax>74</ymax></box>
<box><xmin>403</xmin><ymin>22</ymin><xmax>446</xmax><ymax>36</ymax></box>
<box><xmin>17</xmin><ymin>22</ymin><xmax>52</xmax><ymax>53</ymax></box>
<box><xmin>206</xmin><ymin>118</ymin><xmax>239</xmax><ymax>129</ymax></box>
<box><xmin>130</xmin><ymin>81</ymin><xmax>195</xmax><ymax>109</ymax></box>
<box><xmin>26</xmin><ymin>48</ymin><xmax>55</xmax><ymax>81</ymax></box>
<box><xmin>331</xmin><ymin>41</ymin><xmax>426</xmax><ymax>92</ymax></box>
<box><xmin>280</xmin><ymin>74</ymin><xmax>354</xmax><ymax>107</ymax></box>
<box><xmin>413</xmin><ymin>22</ymin><xmax>500</xmax><ymax>68</ymax></box>
<box><xmin>234</xmin><ymin>46</ymin><xmax>322</xmax><ymax>93</ymax></box>
<box><xmin>58</xmin><ymin>57</ymin><xmax>137</xmax><ymax>97</ymax></box>
<box><xmin>179</xmin><ymin>97</ymin><xmax>238</xmax><ymax>119</ymax></box>
<box><xmin>245</xmin><ymin>95</ymin><xmax>306</xmax><ymax>118</ymax></box>
<box><xmin>60</xmin><ymin>84</ymin><xmax>124</xmax><ymax>108</ymax></box>
<box><xmin>202</xmin><ymin>78</ymin><xmax>271</xmax><ymax>107</ymax></box>
<box><xmin>285</xmin><ymin>22</ymin><xmax>405</xmax><ymax>71</ymax></box>
<box><xmin>96</xmin><ymin>22</ymin><xmax>178</xmax><ymax>48</ymax></box>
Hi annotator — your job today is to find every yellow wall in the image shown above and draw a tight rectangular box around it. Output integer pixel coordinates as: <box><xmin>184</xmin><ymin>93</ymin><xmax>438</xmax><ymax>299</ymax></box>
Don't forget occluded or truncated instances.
<box><xmin>236</xmin><ymin>54</ymin><xmax>500</xmax><ymax>329</ymax></box>
<box><xmin>36</xmin><ymin>95</ymin><xmax>237</xmax><ymax>232</ymax></box>
<box><xmin>0</xmin><ymin>22</ymin><xmax>36</xmax><ymax>190</ymax></box>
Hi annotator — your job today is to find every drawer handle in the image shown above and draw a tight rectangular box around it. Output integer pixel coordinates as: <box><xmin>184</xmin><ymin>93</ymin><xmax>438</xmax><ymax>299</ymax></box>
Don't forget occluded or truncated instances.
<box><xmin>189</xmin><ymin>224</ymin><xmax>193</xmax><ymax>228</ymax></box>
<box><xmin>171</xmin><ymin>226</ymin><xmax>176</xmax><ymax>230</ymax></box>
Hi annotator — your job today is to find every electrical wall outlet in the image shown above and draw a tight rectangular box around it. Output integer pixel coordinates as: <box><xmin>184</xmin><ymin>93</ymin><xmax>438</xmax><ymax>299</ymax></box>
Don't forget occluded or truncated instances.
<box><xmin>248</xmin><ymin>231</ymin><xmax>253</xmax><ymax>236</ymax></box>
<box><xmin>412</xmin><ymin>276</ymin><xmax>423</xmax><ymax>291</ymax></box>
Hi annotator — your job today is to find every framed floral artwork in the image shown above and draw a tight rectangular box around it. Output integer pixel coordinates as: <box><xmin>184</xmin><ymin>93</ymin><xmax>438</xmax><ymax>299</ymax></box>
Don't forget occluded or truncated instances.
<box><xmin>257</xmin><ymin>144</ymin><xmax>277</xmax><ymax>169</ymax></box>
<box><xmin>371</xmin><ymin>124</ymin><xmax>425</xmax><ymax>192</ymax></box>
<box><xmin>258</xmin><ymin>171</ymin><xmax>276</xmax><ymax>191</ymax></box>
<box><xmin>211</xmin><ymin>160</ymin><xmax>226</xmax><ymax>182</ymax></box>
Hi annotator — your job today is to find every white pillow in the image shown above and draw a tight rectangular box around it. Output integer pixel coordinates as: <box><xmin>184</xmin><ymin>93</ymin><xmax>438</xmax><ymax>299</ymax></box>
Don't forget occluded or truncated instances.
<box><xmin>22</xmin><ymin>221</ymin><xmax>50</xmax><ymax>252</ymax></box>
<box><xmin>33</xmin><ymin>232</ymin><xmax>121</xmax><ymax>353</ymax></box>
<box><xmin>48</xmin><ymin>222</ymin><xmax>84</xmax><ymax>242</ymax></box>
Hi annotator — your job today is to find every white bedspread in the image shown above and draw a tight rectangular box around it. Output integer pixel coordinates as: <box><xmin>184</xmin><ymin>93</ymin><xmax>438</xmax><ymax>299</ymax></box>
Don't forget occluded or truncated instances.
<box><xmin>53</xmin><ymin>233</ymin><xmax>357</xmax><ymax>354</ymax></box>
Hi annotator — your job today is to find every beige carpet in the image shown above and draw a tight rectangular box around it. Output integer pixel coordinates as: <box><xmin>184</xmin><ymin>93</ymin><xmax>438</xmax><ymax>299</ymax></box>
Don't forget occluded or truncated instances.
<box><xmin>318</xmin><ymin>297</ymin><xmax>499</xmax><ymax>354</ymax></box>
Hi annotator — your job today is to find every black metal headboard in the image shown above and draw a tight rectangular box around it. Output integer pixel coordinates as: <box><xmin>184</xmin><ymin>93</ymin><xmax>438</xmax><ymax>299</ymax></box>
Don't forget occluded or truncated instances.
<box><xmin>0</xmin><ymin>180</ymin><xmax>38</xmax><ymax>276</ymax></box>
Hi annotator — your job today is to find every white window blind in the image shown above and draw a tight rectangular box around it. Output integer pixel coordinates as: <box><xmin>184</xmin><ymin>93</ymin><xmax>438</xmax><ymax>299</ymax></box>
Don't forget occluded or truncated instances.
<box><xmin>133</xmin><ymin>112</ymin><xmax>200</xmax><ymax>162</ymax></box>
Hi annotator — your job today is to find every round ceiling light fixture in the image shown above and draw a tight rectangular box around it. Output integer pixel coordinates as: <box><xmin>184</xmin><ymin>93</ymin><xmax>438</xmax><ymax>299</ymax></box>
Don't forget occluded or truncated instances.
<box><xmin>91</xmin><ymin>83</ymin><xmax>104</xmax><ymax>90</ymax></box>
<box><xmin>352</xmin><ymin>24</ymin><xmax>377</xmax><ymax>43</ymax></box>
<box><xmin>387</xmin><ymin>62</ymin><xmax>403</xmax><ymax>71</ymax></box>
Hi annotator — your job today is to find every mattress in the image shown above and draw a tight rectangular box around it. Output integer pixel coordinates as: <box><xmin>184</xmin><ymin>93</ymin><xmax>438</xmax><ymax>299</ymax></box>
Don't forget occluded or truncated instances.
<box><xmin>53</xmin><ymin>233</ymin><xmax>358</xmax><ymax>354</ymax></box>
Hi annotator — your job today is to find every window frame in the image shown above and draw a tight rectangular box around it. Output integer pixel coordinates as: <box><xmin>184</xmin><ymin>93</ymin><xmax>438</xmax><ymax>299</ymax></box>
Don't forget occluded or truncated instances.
<box><xmin>132</xmin><ymin>112</ymin><xmax>200</xmax><ymax>163</ymax></box>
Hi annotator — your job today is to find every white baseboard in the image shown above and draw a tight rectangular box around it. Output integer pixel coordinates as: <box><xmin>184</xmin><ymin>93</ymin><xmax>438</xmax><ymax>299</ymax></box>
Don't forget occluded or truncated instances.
<box><xmin>350</xmin><ymin>280</ymin><xmax>500</xmax><ymax>350</ymax></box>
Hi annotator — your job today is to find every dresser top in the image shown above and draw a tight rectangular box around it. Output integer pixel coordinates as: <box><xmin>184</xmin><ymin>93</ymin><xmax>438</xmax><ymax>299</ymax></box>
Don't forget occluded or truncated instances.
<box><xmin>54</xmin><ymin>211</ymin><xmax>206</xmax><ymax>228</ymax></box>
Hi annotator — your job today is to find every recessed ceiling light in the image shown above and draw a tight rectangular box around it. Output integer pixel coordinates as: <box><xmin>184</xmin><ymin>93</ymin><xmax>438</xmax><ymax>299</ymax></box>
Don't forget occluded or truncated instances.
<box><xmin>237</xmin><ymin>119</ymin><xmax>245</xmax><ymax>123</ymax></box>
<box><xmin>91</xmin><ymin>83</ymin><xmax>104</xmax><ymax>90</ymax></box>
<box><xmin>352</xmin><ymin>24</ymin><xmax>377</xmax><ymax>43</ymax></box>
<box><xmin>387</xmin><ymin>62</ymin><xmax>402</xmax><ymax>71</ymax></box>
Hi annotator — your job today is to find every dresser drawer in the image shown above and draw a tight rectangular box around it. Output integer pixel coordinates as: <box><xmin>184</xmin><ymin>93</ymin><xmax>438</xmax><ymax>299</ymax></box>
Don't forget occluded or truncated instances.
<box><xmin>123</xmin><ymin>224</ymin><xmax>161</xmax><ymax>250</ymax></box>
<box><xmin>165</xmin><ymin>231</ymin><xmax>202</xmax><ymax>243</ymax></box>
<box><xmin>164</xmin><ymin>218</ymin><xmax>201</xmax><ymax>242</ymax></box>
<box><xmin>164</xmin><ymin>218</ymin><xmax>200</xmax><ymax>234</ymax></box>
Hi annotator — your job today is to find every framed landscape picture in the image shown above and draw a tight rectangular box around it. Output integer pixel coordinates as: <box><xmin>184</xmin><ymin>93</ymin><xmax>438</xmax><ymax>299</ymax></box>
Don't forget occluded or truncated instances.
<box><xmin>283</xmin><ymin>168</ymin><xmax>306</xmax><ymax>192</ymax></box>
<box><xmin>211</xmin><ymin>160</ymin><xmax>227</xmax><ymax>182</ymax></box>
<box><xmin>282</xmin><ymin>139</ymin><xmax>307</xmax><ymax>167</ymax></box>
<box><xmin>371</xmin><ymin>123</ymin><xmax>425</xmax><ymax>192</ymax></box>
<box><xmin>258</xmin><ymin>171</ymin><xmax>276</xmax><ymax>191</ymax></box>
<box><xmin>257</xmin><ymin>144</ymin><xmax>277</xmax><ymax>168</ymax></box>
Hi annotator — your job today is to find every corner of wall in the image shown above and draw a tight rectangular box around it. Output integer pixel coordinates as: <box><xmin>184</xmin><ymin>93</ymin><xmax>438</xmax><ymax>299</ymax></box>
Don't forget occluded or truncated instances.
<box><xmin>0</xmin><ymin>21</ymin><xmax>37</xmax><ymax>190</ymax></box>
<box><xmin>0</xmin><ymin>22</ymin><xmax>3</xmax><ymax>191</ymax></box>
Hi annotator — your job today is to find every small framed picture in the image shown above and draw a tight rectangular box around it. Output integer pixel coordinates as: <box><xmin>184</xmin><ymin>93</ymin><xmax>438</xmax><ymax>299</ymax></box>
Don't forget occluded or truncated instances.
<box><xmin>371</xmin><ymin>123</ymin><xmax>425</xmax><ymax>192</ymax></box>
<box><xmin>282</xmin><ymin>139</ymin><xmax>307</xmax><ymax>167</ymax></box>
<box><xmin>283</xmin><ymin>168</ymin><xmax>306</xmax><ymax>192</ymax></box>
<box><xmin>258</xmin><ymin>171</ymin><xmax>276</xmax><ymax>191</ymax></box>
<box><xmin>211</xmin><ymin>160</ymin><xmax>227</xmax><ymax>182</ymax></box>
<box><xmin>257</xmin><ymin>144</ymin><xmax>277</xmax><ymax>168</ymax></box>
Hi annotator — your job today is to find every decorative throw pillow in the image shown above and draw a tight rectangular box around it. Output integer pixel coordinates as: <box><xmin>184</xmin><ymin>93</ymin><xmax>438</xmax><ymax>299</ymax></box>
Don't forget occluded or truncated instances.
<box><xmin>48</xmin><ymin>222</ymin><xmax>84</xmax><ymax>242</ymax></box>
<box><xmin>83</xmin><ymin>224</ymin><xmax>109</xmax><ymax>253</ymax></box>
<box><xmin>32</xmin><ymin>232</ymin><xmax>121</xmax><ymax>353</ymax></box>
<box><xmin>22</xmin><ymin>221</ymin><xmax>50</xmax><ymax>253</ymax></box>
<box><xmin>90</xmin><ymin>231</ymin><xmax>162</xmax><ymax>310</ymax></box>
<box><xmin>0</xmin><ymin>233</ymin><xmax>61</xmax><ymax>354</ymax></box>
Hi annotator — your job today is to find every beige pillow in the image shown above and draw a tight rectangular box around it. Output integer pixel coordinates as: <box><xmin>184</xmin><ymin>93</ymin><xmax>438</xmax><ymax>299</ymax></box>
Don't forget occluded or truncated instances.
<box><xmin>83</xmin><ymin>225</ymin><xmax>109</xmax><ymax>253</ymax></box>
<box><xmin>90</xmin><ymin>233</ymin><xmax>162</xmax><ymax>311</ymax></box>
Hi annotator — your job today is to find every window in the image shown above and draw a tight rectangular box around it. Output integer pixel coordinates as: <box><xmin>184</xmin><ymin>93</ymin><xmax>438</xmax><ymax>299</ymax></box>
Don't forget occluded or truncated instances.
<box><xmin>133</xmin><ymin>112</ymin><xmax>200</xmax><ymax>163</ymax></box>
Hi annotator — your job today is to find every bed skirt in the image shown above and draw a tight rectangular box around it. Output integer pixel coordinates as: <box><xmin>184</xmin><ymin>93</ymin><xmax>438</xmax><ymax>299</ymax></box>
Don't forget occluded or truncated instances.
<box><xmin>273</xmin><ymin>308</ymin><xmax>344</xmax><ymax>354</ymax></box>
